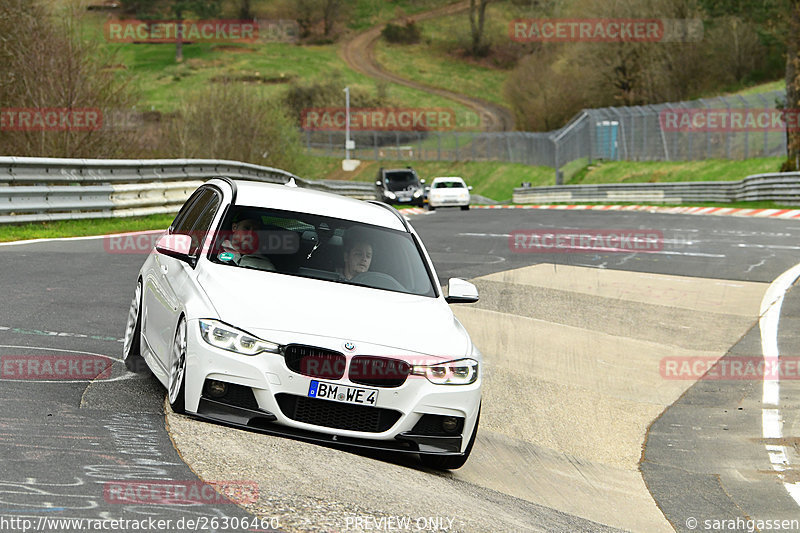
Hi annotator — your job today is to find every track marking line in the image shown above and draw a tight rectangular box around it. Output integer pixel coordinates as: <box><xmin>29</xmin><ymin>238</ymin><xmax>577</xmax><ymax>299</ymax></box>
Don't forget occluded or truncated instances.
<box><xmin>407</xmin><ymin>205</ymin><xmax>800</xmax><ymax>220</ymax></box>
<box><xmin>759</xmin><ymin>262</ymin><xmax>800</xmax><ymax>506</ymax></box>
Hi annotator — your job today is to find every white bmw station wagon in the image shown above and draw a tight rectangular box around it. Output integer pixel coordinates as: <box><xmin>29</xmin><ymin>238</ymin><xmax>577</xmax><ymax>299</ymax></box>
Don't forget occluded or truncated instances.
<box><xmin>123</xmin><ymin>177</ymin><xmax>482</xmax><ymax>469</ymax></box>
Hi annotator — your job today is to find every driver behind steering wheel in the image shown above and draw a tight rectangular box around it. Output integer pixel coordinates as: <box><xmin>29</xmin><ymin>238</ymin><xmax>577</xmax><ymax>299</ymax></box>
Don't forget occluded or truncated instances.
<box><xmin>340</xmin><ymin>227</ymin><xmax>373</xmax><ymax>280</ymax></box>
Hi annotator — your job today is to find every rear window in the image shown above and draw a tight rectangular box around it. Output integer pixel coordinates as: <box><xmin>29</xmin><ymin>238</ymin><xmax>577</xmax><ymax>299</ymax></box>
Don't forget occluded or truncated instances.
<box><xmin>434</xmin><ymin>181</ymin><xmax>465</xmax><ymax>189</ymax></box>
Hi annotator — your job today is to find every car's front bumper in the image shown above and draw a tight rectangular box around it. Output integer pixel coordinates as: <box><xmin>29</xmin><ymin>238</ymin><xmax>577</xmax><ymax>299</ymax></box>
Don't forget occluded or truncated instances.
<box><xmin>183</xmin><ymin>319</ymin><xmax>482</xmax><ymax>455</ymax></box>
<box><xmin>429</xmin><ymin>196</ymin><xmax>470</xmax><ymax>208</ymax></box>
<box><xmin>194</xmin><ymin>396</ymin><xmax>464</xmax><ymax>455</ymax></box>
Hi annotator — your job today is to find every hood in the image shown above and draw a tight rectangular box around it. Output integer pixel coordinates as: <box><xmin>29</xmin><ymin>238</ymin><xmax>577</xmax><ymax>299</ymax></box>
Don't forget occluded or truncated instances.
<box><xmin>197</xmin><ymin>263</ymin><xmax>471</xmax><ymax>357</ymax></box>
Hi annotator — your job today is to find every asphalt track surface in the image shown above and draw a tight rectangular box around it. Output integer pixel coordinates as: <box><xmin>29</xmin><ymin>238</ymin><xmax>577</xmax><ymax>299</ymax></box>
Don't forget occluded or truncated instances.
<box><xmin>1</xmin><ymin>207</ymin><xmax>799</xmax><ymax>532</ymax></box>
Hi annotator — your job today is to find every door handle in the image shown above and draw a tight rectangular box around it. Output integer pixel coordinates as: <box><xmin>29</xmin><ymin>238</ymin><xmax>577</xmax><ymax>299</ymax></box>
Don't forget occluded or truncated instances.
<box><xmin>161</xmin><ymin>264</ymin><xmax>168</xmax><ymax>274</ymax></box>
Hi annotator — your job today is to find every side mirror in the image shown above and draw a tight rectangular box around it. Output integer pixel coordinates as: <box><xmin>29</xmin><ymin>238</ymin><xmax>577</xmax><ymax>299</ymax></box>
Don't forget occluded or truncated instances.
<box><xmin>375</xmin><ymin>180</ymin><xmax>382</xmax><ymax>186</ymax></box>
<box><xmin>467</xmin><ymin>186</ymin><xmax>473</xmax><ymax>191</ymax></box>
<box><xmin>155</xmin><ymin>233</ymin><xmax>194</xmax><ymax>264</ymax></box>
<box><xmin>445</xmin><ymin>278</ymin><xmax>479</xmax><ymax>304</ymax></box>
<box><xmin>420</xmin><ymin>178</ymin><xmax>426</xmax><ymax>184</ymax></box>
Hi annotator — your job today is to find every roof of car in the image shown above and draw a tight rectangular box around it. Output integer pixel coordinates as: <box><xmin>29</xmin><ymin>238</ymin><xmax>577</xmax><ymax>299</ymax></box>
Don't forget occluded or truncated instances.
<box><xmin>221</xmin><ymin>179</ymin><xmax>407</xmax><ymax>231</ymax></box>
<box><xmin>431</xmin><ymin>176</ymin><xmax>465</xmax><ymax>182</ymax></box>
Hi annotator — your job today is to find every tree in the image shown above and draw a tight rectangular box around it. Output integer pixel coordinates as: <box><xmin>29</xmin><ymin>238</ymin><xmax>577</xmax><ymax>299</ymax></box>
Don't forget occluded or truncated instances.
<box><xmin>321</xmin><ymin>0</ymin><xmax>344</xmax><ymax>37</ymax></box>
<box><xmin>699</xmin><ymin>0</ymin><xmax>800</xmax><ymax>169</ymax></box>
<box><xmin>783</xmin><ymin>1</ymin><xmax>800</xmax><ymax>169</ymax></box>
<box><xmin>468</xmin><ymin>0</ymin><xmax>492</xmax><ymax>56</ymax></box>
<box><xmin>166</xmin><ymin>83</ymin><xmax>303</xmax><ymax>172</ymax></box>
<box><xmin>0</xmin><ymin>1</ymin><xmax>139</xmax><ymax>158</ymax></box>
<box><xmin>119</xmin><ymin>0</ymin><xmax>222</xmax><ymax>62</ymax></box>
<box><xmin>294</xmin><ymin>0</ymin><xmax>319</xmax><ymax>39</ymax></box>
<box><xmin>168</xmin><ymin>1</ymin><xmax>222</xmax><ymax>62</ymax></box>
<box><xmin>239</xmin><ymin>0</ymin><xmax>253</xmax><ymax>19</ymax></box>
<box><xmin>293</xmin><ymin>0</ymin><xmax>346</xmax><ymax>40</ymax></box>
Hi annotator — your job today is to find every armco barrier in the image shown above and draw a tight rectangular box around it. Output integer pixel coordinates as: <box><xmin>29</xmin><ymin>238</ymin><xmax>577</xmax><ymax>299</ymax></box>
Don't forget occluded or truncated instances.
<box><xmin>0</xmin><ymin>157</ymin><xmax>377</xmax><ymax>224</ymax></box>
<box><xmin>513</xmin><ymin>172</ymin><xmax>800</xmax><ymax>206</ymax></box>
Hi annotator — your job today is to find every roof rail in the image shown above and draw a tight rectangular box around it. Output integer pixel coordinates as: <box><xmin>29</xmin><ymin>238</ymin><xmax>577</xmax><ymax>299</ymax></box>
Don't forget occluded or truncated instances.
<box><xmin>367</xmin><ymin>200</ymin><xmax>411</xmax><ymax>232</ymax></box>
<box><xmin>208</xmin><ymin>176</ymin><xmax>238</xmax><ymax>204</ymax></box>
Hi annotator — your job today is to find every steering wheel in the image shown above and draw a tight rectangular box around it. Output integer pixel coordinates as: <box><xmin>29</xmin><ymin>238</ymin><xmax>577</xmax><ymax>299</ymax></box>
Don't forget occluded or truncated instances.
<box><xmin>350</xmin><ymin>271</ymin><xmax>407</xmax><ymax>292</ymax></box>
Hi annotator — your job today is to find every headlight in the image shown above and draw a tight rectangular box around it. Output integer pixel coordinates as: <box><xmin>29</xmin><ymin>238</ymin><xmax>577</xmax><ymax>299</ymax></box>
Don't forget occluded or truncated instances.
<box><xmin>413</xmin><ymin>190</ymin><xmax>423</xmax><ymax>198</ymax></box>
<box><xmin>412</xmin><ymin>358</ymin><xmax>478</xmax><ymax>385</ymax></box>
<box><xmin>385</xmin><ymin>191</ymin><xmax>397</xmax><ymax>200</ymax></box>
<box><xmin>199</xmin><ymin>319</ymin><xmax>280</xmax><ymax>356</ymax></box>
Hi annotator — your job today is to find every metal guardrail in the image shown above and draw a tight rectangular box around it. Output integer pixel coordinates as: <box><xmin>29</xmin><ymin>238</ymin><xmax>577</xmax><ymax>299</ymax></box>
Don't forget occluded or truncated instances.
<box><xmin>0</xmin><ymin>157</ymin><xmax>378</xmax><ymax>224</ymax></box>
<box><xmin>513</xmin><ymin>172</ymin><xmax>800</xmax><ymax>206</ymax></box>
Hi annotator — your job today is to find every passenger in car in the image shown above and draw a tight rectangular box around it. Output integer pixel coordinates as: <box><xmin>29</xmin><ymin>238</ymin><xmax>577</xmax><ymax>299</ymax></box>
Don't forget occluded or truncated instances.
<box><xmin>221</xmin><ymin>213</ymin><xmax>276</xmax><ymax>271</ymax></box>
<box><xmin>339</xmin><ymin>228</ymin><xmax>374</xmax><ymax>280</ymax></box>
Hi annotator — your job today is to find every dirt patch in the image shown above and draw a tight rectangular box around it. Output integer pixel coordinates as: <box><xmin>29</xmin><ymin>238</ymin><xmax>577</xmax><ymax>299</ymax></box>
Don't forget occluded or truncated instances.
<box><xmin>210</xmin><ymin>74</ymin><xmax>294</xmax><ymax>84</ymax></box>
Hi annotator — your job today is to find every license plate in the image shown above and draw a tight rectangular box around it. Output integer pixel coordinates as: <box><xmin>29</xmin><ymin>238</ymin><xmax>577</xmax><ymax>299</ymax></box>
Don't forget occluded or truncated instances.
<box><xmin>308</xmin><ymin>380</ymin><xmax>378</xmax><ymax>406</ymax></box>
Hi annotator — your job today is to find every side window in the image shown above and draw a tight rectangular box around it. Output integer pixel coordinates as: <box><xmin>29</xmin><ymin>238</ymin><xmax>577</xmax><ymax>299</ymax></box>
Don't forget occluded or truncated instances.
<box><xmin>172</xmin><ymin>188</ymin><xmax>221</xmax><ymax>257</ymax></box>
<box><xmin>188</xmin><ymin>192</ymin><xmax>221</xmax><ymax>256</ymax></box>
<box><xmin>171</xmin><ymin>190</ymin><xmax>206</xmax><ymax>235</ymax></box>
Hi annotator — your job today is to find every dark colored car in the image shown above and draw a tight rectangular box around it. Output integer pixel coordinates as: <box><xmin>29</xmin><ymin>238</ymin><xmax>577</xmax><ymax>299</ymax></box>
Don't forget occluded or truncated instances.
<box><xmin>375</xmin><ymin>167</ymin><xmax>426</xmax><ymax>207</ymax></box>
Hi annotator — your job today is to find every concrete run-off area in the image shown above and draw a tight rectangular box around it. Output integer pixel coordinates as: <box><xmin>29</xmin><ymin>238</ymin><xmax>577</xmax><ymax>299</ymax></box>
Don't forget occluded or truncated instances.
<box><xmin>166</xmin><ymin>263</ymin><xmax>765</xmax><ymax>532</ymax></box>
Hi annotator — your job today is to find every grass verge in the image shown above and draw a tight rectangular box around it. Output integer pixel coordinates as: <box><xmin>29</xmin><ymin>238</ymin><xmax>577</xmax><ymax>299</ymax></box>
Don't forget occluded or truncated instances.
<box><xmin>311</xmin><ymin>156</ymin><xmax>785</xmax><ymax>202</ymax></box>
<box><xmin>569</xmin><ymin>158</ymin><xmax>783</xmax><ymax>185</ymax></box>
<box><xmin>0</xmin><ymin>214</ymin><xmax>174</xmax><ymax>243</ymax></box>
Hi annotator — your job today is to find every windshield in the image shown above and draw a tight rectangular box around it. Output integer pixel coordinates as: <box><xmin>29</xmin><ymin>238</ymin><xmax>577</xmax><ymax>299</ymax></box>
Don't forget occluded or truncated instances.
<box><xmin>434</xmin><ymin>181</ymin><xmax>465</xmax><ymax>189</ymax></box>
<box><xmin>209</xmin><ymin>206</ymin><xmax>436</xmax><ymax>297</ymax></box>
<box><xmin>384</xmin><ymin>171</ymin><xmax>420</xmax><ymax>191</ymax></box>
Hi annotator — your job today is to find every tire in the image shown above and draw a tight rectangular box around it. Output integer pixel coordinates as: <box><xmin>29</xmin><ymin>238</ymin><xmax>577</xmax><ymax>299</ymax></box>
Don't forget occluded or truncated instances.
<box><xmin>122</xmin><ymin>280</ymin><xmax>149</xmax><ymax>373</ymax></box>
<box><xmin>427</xmin><ymin>204</ymin><xmax>436</xmax><ymax>211</ymax></box>
<box><xmin>460</xmin><ymin>205</ymin><xmax>470</xmax><ymax>211</ymax></box>
<box><xmin>168</xmin><ymin>317</ymin><xmax>187</xmax><ymax>414</ymax></box>
<box><xmin>420</xmin><ymin>406</ymin><xmax>480</xmax><ymax>470</ymax></box>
